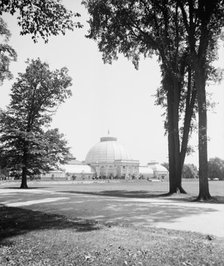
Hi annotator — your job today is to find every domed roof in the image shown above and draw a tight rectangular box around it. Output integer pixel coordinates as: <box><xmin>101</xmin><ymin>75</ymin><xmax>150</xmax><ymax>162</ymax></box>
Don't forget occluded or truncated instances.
<box><xmin>85</xmin><ymin>136</ymin><xmax>132</xmax><ymax>164</ymax></box>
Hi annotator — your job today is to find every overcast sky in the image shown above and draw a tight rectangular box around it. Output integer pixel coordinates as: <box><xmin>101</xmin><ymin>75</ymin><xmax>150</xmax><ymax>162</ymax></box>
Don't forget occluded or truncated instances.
<box><xmin>1</xmin><ymin>0</ymin><xmax>224</xmax><ymax>166</ymax></box>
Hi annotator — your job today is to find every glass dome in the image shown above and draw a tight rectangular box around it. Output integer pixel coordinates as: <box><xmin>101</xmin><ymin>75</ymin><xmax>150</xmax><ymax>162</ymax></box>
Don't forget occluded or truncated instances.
<box><xmin>85</xmin><ymin>136</ymin><xmax>132</xmax><ymax>164</ymax></box>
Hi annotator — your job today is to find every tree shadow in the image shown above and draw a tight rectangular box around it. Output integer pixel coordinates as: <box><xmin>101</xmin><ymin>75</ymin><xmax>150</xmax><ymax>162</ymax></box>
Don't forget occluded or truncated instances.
<box><xmin>1</xmin><ymin>187</ymin><xmax>49</xmax><ymax>190</ymax></box>
<box><xmin>60</xmin><ymin>190</ymin><xmax>224</xmax><ymax>204</ymax></box>
<box><xmin>101</xmin><ymin>203</ymin><xmax>216</xmax><ymax>226</ymax></box>
<box><xmin>60</xmin><ymin>190</ymin><xmax>168</xmax><ymax>198</ymax></box>
<box><xmin>162</xmin><ymin>195</ymin><xmax>224</xmax><ymax>204</ymax></box>
<box><xmin>0</xmin><ymin>204</ymin><xmax>101</xmax><ymax>244</ymax></box>
<box><xmin>211</xmin><ymin>196</ymin><xmax>224</xmax><ymax>204</ymax></box>
<box><xmin>1</xmin><ymin>189</ymin><xmax>220</xmax><ymax>246</ymax></box>
<box><xmin>57</xmin><ymin>190</ymin><xmax>218</xmax><ymax>221</ymax></box>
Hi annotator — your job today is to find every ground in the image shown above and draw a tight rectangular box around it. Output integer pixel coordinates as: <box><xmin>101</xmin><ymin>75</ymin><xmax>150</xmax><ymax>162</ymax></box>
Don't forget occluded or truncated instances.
<box><xmin>1</xmin><ymin>180</ymin><xmax>224</xmax><ymax>265</ymax></box>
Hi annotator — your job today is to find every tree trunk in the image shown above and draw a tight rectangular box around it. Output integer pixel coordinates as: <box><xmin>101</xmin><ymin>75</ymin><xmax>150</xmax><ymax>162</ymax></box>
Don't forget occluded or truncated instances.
<box><xmin>195</xmin><ymin>68</ymin><xmax>211</xmax><ymax>200</ymax></box>
<box><xmin>20</xmin><ymin>145</ymin><xmax>29</xmax><ymax>189</ymax></box>
<box><xmin>164</xmin><ymin>68</ymin><xmax>196</xmax><ymax>195</ymax></box>
<box><xmin>166</xmin><ymin>75</ymin><xmax>186</xmax><ymax>194</ymax></box>
<box><xmin>20</xmin><ymin>166</ymin><xmax>28</xmax><ymax>189</ymax></box>
<box><xmin>179</xmin><ymin>69</ymin><xmax>197</xmax><ymax>183</ymax></box>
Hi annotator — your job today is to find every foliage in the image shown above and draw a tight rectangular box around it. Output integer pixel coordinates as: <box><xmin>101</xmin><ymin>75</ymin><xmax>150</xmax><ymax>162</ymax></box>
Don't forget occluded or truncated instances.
<box><xmin>1</xmin><ymin>0</ymin><xmax>80</xmax><ymax>91</ymax></box>
<box><xmin>0</xmin><ymin>58</ymin><xmax>72</xmax><ymax>186</ymax></box>
<box><xmin>182</xmin><ymin>164</ymin><xmax>198</xmax><ymax>179</ymax></box>
<box><xmin>1</xmin><ymin>127</ymin><xmax>71</xmax><ymax>179</ymax></box>
<box><xmin>0</xmin><ymin>17</ymin><xmax>17</xmax><ymax>83</ymax></box>
<box><xmin>208</xmin><ymin>157</ymin><xmax>224</xmax><ymax>180</ymax></box>
<box><xmin>0</xmin><ymin>0</ymin><xmax>82</xmax><ymax>43</ymax></box>
<box><xmin>83</xmin><ymin>0</ymin><xmax>185</xmax><ymax>69</ymax></box>
<box><xmin>162</xmin><ymin>162</ymin><xmax>198</xmax><ymax>179</ymax></box>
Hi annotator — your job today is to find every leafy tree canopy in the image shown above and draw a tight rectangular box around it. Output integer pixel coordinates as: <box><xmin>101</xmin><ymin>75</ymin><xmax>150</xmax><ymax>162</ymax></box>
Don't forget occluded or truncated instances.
<box><xmin>0</xmin><ymin>17</ymin><xmax>17</xmax><ymax>83</ymax></box>
<box><xmin>83</xmin><ymin>0</ymin><xmax>187</xmax><ymax>69</ymax></box>
<box><xmin>0</xmin><ymin>0</ymin><xmax>82</xmax><ymax>42</ymax></box>
<box><xmin>0</xmin><ymin>58</ymin><xmax>72</xmax><ymax>188</ymax></box>
<box><xmin>8</xmin><ymin>58</ymin><xmax>72</xmax><ymax>127</ymax></box>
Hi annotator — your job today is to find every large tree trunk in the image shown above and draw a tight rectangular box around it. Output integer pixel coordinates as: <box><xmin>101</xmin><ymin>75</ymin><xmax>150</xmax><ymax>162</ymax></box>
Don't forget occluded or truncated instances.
<box><xmin>166</xmin><ymin>74</ymin><xmax>186</xmax><ymax>194</ymax></box>
<box><xmin>195</xmin><ymin>68</ymin><xmax>211</xmax><ymax>200</ymax></box>
<box><xmin>163</xmin><ymin>67</ymin><xmax>196</xmax><ymax>195</ymax></box>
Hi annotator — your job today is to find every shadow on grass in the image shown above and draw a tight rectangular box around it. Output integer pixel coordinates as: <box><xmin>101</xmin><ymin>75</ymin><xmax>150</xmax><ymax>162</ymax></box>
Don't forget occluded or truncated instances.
<box><xmin>158</xmin><ymin>195</ymin><xmax>224</xmax><ymax>204</ymax></box>
<box><xmin>211</xmin><ymin>196</ymin><xmax>224</xmax><ymax>204</ymax></box>
<box><xmin>0</xmin><ymin>205</ymin><xmax>100</xmax><ymax>243</ymax></box>
<box><xmin>60</xmin><ymin>190</ymin><xmax>224</xmax><ymax>204</ymax></box>
<box><xmin>1</xmin><ymin>187</ymin><xmax>50</xmax><ymax>190</ymax></box>
<box><xmin>60</xmin><ymin>190</ymin><xmax>168</xmax><ymax>198</ymax></box>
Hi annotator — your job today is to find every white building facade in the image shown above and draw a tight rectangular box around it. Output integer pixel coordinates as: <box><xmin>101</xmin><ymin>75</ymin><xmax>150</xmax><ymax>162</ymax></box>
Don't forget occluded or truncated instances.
<box><xmin>39</xmin><ymin>135</ymin><xmax>169</xmax><ymax>181</ymax></box>
<box><xmin>85</xmin><ymin>136</ymin><xmax>139</xmax><ymax>179</ymax></box>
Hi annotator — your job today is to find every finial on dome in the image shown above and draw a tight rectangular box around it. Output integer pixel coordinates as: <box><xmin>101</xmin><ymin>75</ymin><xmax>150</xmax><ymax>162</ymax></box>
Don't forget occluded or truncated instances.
<box><xmin>100</xmin><ymin>130</ymin><xmax>117</xmax><ymax>142</ymax></box>
<box><xmin>100</xmin><ymin>136</ymin><xmax>117</xmax><ymax>142</ymax></box>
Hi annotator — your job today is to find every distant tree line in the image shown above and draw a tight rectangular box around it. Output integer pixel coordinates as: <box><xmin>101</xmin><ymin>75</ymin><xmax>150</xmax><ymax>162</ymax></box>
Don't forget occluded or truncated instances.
<box><xmin>208</xmin><ymin>158</ymin><xmax>224</xmax><ymax>180</ymax></box>
<box><xmin>163</xmin><ymin>158</ymin><xmax>224</xmax><ymax>180</ymax></box>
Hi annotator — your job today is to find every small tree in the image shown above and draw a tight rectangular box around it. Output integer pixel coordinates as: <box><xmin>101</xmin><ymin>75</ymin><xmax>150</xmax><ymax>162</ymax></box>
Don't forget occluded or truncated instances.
<box><xmin>0</xmin><ymin>58</ymin><xmax>72</xmax><ymax>188</ymax></box>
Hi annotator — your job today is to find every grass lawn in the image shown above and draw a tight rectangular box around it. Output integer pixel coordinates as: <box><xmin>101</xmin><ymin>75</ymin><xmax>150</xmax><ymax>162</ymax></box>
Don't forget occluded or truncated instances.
<box><xmin>1</xmin><ymin>180</ymin><xmax>224</xmax><ymax>265</ymax></box>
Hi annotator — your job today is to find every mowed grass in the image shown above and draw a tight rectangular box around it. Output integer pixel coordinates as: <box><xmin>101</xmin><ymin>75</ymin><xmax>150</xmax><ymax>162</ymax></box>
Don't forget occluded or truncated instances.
<box><xmin>1</xmin><ymin>205</ymin><xmax>224</xmax><ymax>266</ymax></box>
<box><xmin>2</xmin><ymin>178</ymin><xmax>224</xmax><ymax>196</ymax></box>
<box><xmin>25</xmin><ymin>179</ymin><xmax>224</xmax><ymax>201</ymax></box>
<box><xmin>1</xmin><ymin>180</ymin><xmax>224</xmax><ymax>265</ymax></box>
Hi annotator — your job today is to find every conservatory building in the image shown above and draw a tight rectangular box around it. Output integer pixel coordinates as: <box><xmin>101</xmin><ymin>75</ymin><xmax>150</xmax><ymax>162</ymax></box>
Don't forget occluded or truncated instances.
<box><xmin>85</xmin><ymin>136</ymin><xmax>139</xmax><ymax>179</ymax></box>
<box><xmin>38</xmin><ymin>134</ymin><xmax>168</xmax><ymax>181</ymax></box>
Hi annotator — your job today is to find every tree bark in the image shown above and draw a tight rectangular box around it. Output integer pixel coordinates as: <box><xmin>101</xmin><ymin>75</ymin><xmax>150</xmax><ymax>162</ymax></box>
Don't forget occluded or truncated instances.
<box><xmin>20</xmin><ymin>165</ymin><xmax>28</xmax><ymax>189</ymax></box>
<box><xmin>20</xmin><ymin>144</ymin><xmax>29</xmax><ymax>189</ymax></box>
<box><xmin>195</xmin><ymin>67</ymin><xmax>211</xmax><ymax>200</ymax></box>
<box><xmin>166</xmin><ymin>74</ymin><xmax>186</xmax><ymax>194</ymax></box>
<box><xmin>179</xmin><ymin>69</ymin><xmax>197</xmax><ymax>178</ymax></box>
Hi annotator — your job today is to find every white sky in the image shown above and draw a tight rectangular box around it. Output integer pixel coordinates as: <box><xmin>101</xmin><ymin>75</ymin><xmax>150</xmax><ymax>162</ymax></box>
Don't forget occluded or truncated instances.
<box><xmin>1</xmin><ymin>0</ymin><xmax>224</xmax><ymax>166</ymax></box>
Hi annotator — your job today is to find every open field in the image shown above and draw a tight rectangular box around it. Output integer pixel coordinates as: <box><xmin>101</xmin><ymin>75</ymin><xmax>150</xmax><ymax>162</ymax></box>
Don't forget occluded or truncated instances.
<box><xmin>1</xmin><ymin>180</ymin><xmax>224</xmax><ymax>265</ymax></box>
<box><xmin>2</xmin><ymin>178</ymin><xmax>224</xmax><ymax>196</ymax></box>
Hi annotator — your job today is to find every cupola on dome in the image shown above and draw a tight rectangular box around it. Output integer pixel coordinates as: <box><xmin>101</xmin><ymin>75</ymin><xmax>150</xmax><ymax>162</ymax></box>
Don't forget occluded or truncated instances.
<box><xmin>85</xmin><ymin>136</ymin><xmax>132</xmax><ymax>164</ymax></box>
